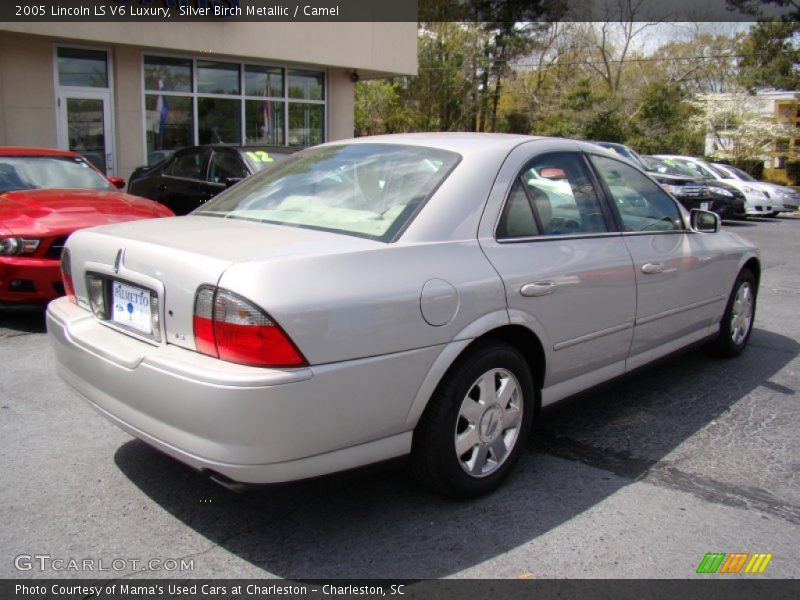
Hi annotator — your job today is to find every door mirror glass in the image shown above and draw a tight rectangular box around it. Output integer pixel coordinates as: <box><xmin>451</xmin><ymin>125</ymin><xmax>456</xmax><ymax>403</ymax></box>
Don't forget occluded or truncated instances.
<box><xmin>690</xmin><ymin>209</ymin><xmax>719</xmax><ymax>233</ymax></box>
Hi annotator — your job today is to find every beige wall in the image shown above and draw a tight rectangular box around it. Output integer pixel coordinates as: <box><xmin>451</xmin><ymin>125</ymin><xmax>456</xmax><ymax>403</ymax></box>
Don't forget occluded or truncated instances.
<box><xmin>328</xmin><ymin>69</ymin><xmax>355</xmax><ymax>142</ymax></box>
<box><xmin>0</xmin><ymin>36</ymin><xmax>57</xmax><ymax>147</ymax></box>
<box><xmin>0</xmin><ymin>22</ymin><xmax>418</xmax><ymax>77</ymax></box>
<box><xmin>114</xmin><ymin>46</ymin><xmax>146</xmax><ymax>182</ymax></box>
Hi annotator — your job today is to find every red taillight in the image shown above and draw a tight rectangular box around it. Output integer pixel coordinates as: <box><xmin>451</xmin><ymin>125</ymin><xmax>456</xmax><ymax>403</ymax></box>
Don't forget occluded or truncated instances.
<box><xmin>60</xmin><ymin>248</ymin><xmax>76</xmax><ymax>304</ymax></box>
<box><xmin>193</xmin><ymin>286</ymin><xmax>306</xmax><ymax>368</ymax></box>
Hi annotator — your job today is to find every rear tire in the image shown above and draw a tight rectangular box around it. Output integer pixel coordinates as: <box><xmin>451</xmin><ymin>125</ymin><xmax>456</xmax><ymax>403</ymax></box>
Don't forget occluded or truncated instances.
<box><xmin>410</xmin><ymin>341</ymin><xmax>536</xmax><ymax>498</ymax></box>
<box><xmin>708</xmin><ymin>269</ymin><xmax>757</xmax><ymax>358</ymax></box>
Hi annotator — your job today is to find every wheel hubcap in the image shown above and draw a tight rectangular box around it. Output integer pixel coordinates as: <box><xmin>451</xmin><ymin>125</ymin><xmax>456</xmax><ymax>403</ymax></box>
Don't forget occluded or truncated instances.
<box><xmin>730</xmin><ymin>281</ymin><xmax>754</xmax><ymax>345</ymax></box>
<box><xmin>455</xmin><ymin>368</ymin><xmax>523</xmax><ymax>478</ymax></box>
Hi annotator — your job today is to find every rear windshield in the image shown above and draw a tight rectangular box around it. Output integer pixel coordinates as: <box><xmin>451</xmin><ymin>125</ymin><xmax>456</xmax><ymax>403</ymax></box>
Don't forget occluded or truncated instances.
<box><xmin>194</xmin><ymin>143</ymin><xmax>461</xmax><ymax>241</ymax></box>
<box><xmin>0</xmin><ymin>156</ymin><xmax>113</xmax><ymax>193</ymax></box>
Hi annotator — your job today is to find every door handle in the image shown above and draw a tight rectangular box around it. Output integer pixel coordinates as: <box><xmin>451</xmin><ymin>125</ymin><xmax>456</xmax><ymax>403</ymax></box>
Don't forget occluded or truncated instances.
<box><xmin>641</xmin><ymin>262</ymin><xmax>664</xmax><ymax>274</ymax></box>
<box><xmin>157</xmin><ymin>184</ymin><xmax>168</xmax><ymax>192</ymax></box>
<box><xmin>520</xmin><ymin>281</ymin><xmax>556</xmax><ymax>297</ymax></box>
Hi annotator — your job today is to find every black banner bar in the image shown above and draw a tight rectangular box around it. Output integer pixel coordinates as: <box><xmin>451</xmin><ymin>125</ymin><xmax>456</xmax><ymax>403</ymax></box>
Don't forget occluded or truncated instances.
<box><xmin>0</xmin><ymin>0</ymin><xmax>796</xmax><ymax>23</ymax></box>
<box><xmin>3</xmin><ymin>579</ymin><xmax>800</xmax><ymax>600</ymax></box>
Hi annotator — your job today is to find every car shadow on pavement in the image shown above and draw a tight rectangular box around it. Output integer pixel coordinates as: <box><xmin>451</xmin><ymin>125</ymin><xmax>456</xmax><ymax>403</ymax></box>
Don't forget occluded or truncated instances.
<box><xmin>0</xmin><ymin>310</ymin><xmax>47</xmax><ymax>335</ymax></box>
<box><xmin>114</xmin><ymin>328</ymin><xmax>799</xmax><ymax>579</ymax></box>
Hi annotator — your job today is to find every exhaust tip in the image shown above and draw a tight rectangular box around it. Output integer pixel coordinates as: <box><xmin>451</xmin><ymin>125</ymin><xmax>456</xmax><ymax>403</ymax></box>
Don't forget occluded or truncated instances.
<box><xmin>205</xmin><ymin>470</ymin><xmax>251</xmax><ymax>493</ymax></box>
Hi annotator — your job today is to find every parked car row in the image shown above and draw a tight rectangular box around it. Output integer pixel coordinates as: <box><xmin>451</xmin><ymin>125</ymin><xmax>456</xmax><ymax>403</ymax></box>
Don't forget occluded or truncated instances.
<box><xmin>592</xmin><ymin>141</ymin><xmax>797</xmax><ymax>219</ymax></box>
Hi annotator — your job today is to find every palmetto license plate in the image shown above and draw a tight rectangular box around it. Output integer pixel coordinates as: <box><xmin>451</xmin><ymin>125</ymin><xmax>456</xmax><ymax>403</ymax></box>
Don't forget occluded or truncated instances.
<box><xmin>111</xmin><ymin>281</ymin><xmax>153</xmax><ymax>335</ymax></box>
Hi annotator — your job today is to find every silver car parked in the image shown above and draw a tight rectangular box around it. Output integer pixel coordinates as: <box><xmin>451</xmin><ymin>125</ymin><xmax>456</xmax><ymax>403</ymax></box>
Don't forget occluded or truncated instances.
<box><xmin>47</xmin><ymin>134</ymin><xmax>760</xmax><ymax>498</ymax></box>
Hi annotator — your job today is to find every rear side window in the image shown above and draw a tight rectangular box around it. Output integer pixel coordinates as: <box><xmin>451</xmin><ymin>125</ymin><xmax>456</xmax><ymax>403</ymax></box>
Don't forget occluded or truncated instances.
<box><xmin>498</xmin><ymin>152</ymin><xmax>608</xmax><ymax>238</ymax></box>
<box><xmin>591</xmin><ymin>154</ymin><xmax>683</xmax><ymax>232</ymax></box>
<box><xmin>497</xmin><ymin>179</ymin><xmax>540</xmax><ymax>238</ymax></box>
<box><xmin>167</xmin><ymin>149</ymin><xmax>205</xmax><ymax>179</ymax></box>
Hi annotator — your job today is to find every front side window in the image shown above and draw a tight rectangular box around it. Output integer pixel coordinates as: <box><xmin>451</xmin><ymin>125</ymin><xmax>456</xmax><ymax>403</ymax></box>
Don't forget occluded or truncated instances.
<box><xmin>591</xmin><ymin>154</ymin><xmax>683</xmax><ymax>232</ymax></box>
<box><xmin>195</xmin><ymin>144</ymin><xmax>460</xmax><ymax>241</ymax></box>
<box><xmin>208</xmin><ymin>151</ymin><xmax>247</xmax><ymax>184</ymax></box>
<box><xmin>499</xmin><ymin>152</ymin><xmax>609</xmax><ymax>237</ymax></box>
<box><xmin>0</xmin><ymin>156</ymin><xmax>113</xmax><ymax>193</ymax></box>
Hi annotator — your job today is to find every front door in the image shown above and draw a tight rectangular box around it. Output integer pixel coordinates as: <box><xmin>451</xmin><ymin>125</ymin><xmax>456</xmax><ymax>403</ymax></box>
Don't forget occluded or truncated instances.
<box><xmin>58</xmin><ymin>91</ymin><xmax>114</xmax><ymax>175</ymax></box>
<box><xmin>587</xmin><ymin>152</ymin><xmax>728</xmax><ymax>367</ymax></box>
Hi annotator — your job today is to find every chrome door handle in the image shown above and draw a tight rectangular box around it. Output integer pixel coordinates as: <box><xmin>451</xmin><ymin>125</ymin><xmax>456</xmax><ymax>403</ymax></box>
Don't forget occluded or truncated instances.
<box><xmin>641</xmin><ymin>262</ymin><xmax>664</xmax><ymax>274</ymax></box>
<box><xmin>521</xmin><ymin>281</ymin><xmax>556</xmax><ymax>297</ymax></box>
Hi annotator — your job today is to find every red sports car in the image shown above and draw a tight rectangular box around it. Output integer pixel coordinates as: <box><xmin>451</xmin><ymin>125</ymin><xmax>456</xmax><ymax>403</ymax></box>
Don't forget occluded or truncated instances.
<box><xmin>0</xmin><ymin>147</ymin><xmax>173</xmax><ymax>309</ymax></box>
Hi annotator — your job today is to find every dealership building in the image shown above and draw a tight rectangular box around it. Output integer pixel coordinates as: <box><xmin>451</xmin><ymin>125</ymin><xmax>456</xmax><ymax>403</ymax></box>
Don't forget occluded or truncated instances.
<box><xmin>0</xmin><ymin>21</ymin><xmax>417</xmax><ymax>179</ymax></box>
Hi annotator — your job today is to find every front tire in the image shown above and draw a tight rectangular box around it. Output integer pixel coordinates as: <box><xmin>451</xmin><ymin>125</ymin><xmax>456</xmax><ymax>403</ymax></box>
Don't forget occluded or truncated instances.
<box><xmin>410</xmin><ymin>341</ymin><xmax>536</xmax><ymax>498</ymax></box>
<box><xmin>708</xmin><ymin>269</ymin><xmax>757</xmax><ymax>358</ymax></box>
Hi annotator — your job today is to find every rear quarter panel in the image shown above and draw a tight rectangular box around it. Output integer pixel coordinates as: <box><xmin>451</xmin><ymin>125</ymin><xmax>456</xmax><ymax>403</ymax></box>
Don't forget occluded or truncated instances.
<box><xmin>217</xmin><ymin>240</ymin><xmax>508</xmax><ymax>365</ymax></box>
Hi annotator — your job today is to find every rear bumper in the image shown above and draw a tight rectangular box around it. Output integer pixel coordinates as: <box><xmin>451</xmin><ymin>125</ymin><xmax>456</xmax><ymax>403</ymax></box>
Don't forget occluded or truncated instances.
<box><xmin>46</xmin><ymin>297</ymin><xmax>435</xmax><ymax>484</ymax></box>
<box><xmin>0</xmin><ymin>256</ymin><xmax>62</xmax><ymax>307</ymax></box>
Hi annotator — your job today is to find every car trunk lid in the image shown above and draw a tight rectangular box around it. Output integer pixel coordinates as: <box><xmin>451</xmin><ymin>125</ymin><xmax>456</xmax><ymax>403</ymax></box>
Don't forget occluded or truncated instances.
<box><xmin>65</xmin><ymin>215</ymin><xmax>381</xmax><ymax>352</ymax></box>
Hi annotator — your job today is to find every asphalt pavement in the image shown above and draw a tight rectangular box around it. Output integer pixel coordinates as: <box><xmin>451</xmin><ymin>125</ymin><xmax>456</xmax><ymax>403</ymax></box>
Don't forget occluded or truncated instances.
<box><xmin>1</xmin><ymin>215</ymin><xmax>798</xmax><ymax>580</ymax></box>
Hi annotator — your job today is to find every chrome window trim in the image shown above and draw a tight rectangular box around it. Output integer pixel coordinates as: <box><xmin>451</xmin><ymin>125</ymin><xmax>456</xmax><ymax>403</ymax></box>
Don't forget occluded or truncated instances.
<box><xmin>495</xmin><ymin>231</ymin><xmax>623</xmax><ymax>244</ymax></box>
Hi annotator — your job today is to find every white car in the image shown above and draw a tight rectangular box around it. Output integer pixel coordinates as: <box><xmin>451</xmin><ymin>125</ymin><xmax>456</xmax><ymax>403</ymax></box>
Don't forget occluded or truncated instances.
<box><xmin>47</xmin><ymin>135</ymin><xmax>760</xmax><ymax>498</ymax></box>
<box><xmin>712</xmin><ymin>163</ymin><xmax>799</xmax><ymax>216</ymax></box>
<box><xmin>654</xmin><ymin>155</ymin><xmax>772</xmax><ymax>217</ymax></box>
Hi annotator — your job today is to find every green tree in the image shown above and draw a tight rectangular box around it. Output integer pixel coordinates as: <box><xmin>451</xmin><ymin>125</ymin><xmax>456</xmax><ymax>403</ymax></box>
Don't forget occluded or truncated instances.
<box><xmin>738</xmin><ymin>21</ymin><xmax>800</xmax><ymax>90</ymax></box>
<box><xmin>627</xmin><ymin>82</ymin><xmax>704</xmax><ymax>154</ymax></box>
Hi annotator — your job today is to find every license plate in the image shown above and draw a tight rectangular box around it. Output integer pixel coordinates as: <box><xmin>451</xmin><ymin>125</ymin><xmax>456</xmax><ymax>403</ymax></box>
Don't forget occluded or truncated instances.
<box><xmin>111</xmin><ymin>281</ymin><xmax>153</xmax><ymax>335</ymax></box>
<box><xmin>700</xmin><ymin>202</ymin><xmax>710</xmax><ymax>210</ymax></box>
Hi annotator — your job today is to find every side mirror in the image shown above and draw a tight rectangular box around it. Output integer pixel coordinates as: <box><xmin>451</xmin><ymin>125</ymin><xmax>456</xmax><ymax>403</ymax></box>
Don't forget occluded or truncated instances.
<box><xmin>108</xmin><ymin>176</ymin><xmax>126</xmax><ymax>190</ymax></box>
<box><xmin>225</xmin><ymin>177</ymin><xmax>244</xmax><ymax>188</ymax></box>
<box><xmin>690</xmin><ymin>209</ymin><xmax>719</xmax><ymax>233</ymax></box>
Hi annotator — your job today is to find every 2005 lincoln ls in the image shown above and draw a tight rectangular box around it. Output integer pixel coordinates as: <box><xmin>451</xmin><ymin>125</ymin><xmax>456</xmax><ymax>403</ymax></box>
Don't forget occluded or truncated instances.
<box><xmin>47</xmin><ymin>134</ymin><xmax>759</xmax><ymax>497</ymax></box>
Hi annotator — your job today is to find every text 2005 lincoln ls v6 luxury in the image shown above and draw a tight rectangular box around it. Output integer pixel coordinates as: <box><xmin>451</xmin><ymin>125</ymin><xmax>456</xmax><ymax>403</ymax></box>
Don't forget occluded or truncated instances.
<box><xmin>47</xmin><ymin>134</ymin><xmax>759</xmax><ymax>497</ymax></box>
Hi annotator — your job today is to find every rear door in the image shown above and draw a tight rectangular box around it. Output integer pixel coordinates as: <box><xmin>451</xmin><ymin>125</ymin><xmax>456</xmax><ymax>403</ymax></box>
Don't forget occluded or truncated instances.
<box><xmin>587</xmin><ymin>152</ymin><xmax>729</xmax><ymax>368</ymax></box>
<box><xmin>479</xmin><ymin>142</ymin><xmax>636</xmax><ymax>402</ymax></box>
<box><xmin>159</xmin><ymin>147</ymin><xmax>209</xmax><ymax>215</ymax></box>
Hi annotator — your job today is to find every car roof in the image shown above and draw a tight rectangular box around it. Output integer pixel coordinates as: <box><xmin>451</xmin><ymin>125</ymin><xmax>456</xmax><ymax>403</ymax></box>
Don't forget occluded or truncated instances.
<box><xmin>0</xmin><ymin>147</ymin><xmax>78</xmax><ymax>157</ymax></box>
<box><xmin>328</xmin><ymin>132</ymin><xmax>545</xmax><ymax>156</ymax></box>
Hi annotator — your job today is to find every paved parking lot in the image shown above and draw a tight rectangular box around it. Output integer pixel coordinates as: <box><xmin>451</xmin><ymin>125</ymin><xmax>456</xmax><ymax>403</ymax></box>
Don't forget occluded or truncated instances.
<box><xmin>1</xmin><ymin>216</ymin><xmax>799</xmax><ymax>580</ymax></box>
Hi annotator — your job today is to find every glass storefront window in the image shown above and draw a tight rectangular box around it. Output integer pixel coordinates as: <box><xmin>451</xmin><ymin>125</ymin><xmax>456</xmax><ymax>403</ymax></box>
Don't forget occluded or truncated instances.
<box><xmin>144</xmin><ymin>56</ymin><xmax>324</xmax><ymax>155</ymax></box>
<box><xmin>289</xmin><ymin>103</ymin><xmax>324</xmax><ymax>147</ymax></box>
<box><xmin>198</xmin><ymin>97</ymin><xmax>242</xmax><ymax>145</ymax></box>
<box><xmin>245</xmin><ymin>100</ymin><xmax>285</xmax><ymax>145</ymax></box>
<box><xmin>145</xmin><ymin>94</ymin><xmax>193</xmax><ymax>156</ymax></box>
<box><xmin>288</xmin><ymin>70</ymin><xmax>324</xmax><ymax>100</ymax></box>
<box><xmin>58</xmin><ymin>48</ymin><xmax>108</xmax><ymax>88</ymax></box>
<box><xmin>245</xmin><ymin>65</ymin><xmax>283</xmax><ymax>97</ymax></box>
<box><xmin>144</xmin><ymin>56</ymin><xmax>192</xmax><ymax>93</ymax></box>
<box><xmin>197</xmin><ymin>61</ymin><xmax>240</xmax><ymax>95</ymax></box>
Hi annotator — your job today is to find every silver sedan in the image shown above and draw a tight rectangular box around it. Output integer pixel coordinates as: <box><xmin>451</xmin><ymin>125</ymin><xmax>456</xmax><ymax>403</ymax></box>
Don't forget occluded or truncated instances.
<box><xmin>47</xmin><ymin>134</ymin><xmax>759</xmax><ymax>497</ymax></box>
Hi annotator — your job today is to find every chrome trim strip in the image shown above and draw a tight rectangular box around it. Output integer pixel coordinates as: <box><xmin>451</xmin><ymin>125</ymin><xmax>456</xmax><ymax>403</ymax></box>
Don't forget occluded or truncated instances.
<box><xmin>497</xmin><ymin>232</ymin><xmax>623</xmax><ymax>244</ymax></box>
<box><xmin>636</xmin><ymin>295</ymin><xmax>725</xmax><ymax>326</ymax></box>
<box><xmin>553</xmin><ymin>321</ymin><xmax>634</xmax><ymax>351</ymax></box>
